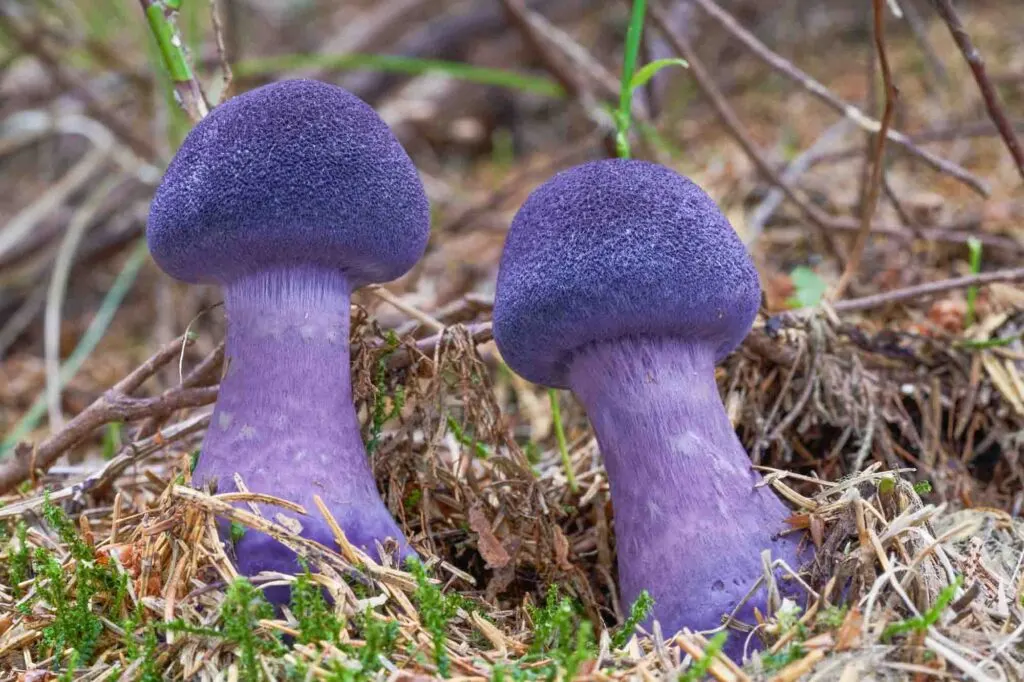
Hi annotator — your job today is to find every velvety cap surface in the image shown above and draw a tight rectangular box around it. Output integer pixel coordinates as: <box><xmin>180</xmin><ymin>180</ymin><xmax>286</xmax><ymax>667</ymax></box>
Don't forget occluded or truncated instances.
<box><xmin>492</xmin><ymin>158</ymin><xmax>761</xmax><ymax>388</ymax></box>
<box><xmin>147</xmin><ymin>79</ymin><xmax>430</xmax><ymax>287</ymax></box>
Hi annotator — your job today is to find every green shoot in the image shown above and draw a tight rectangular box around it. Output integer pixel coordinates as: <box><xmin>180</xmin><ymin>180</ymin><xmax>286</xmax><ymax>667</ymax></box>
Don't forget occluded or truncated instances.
<box><xmin>29</xmin><ymin>497</ymin><xmax>131</xmax><ymax>669</ymax></box>
<box><xmin>8</xmin><ymin>521</ymin><xmax>30</xmax><ymax>597</ymax></box>
<box><xmin>548</xmin><ymin>389</ymin><xmax>578</xmax><ymax>493</ymax></box>
<box><xmin>882</xmin><ymin>575</ymin><xmax>963</xmax><ymax>641</ymax></box>
<box><xmin>219</xmin><ymin>578</ymin><xmax>286</xmax><ymax>681</ymax></box>
<box><xmin>816</xmin><ymin>604</ymin><xmax>849</xmax><ymax>630</ymax></box>
<box><xmin>957</xmin><ymin>333</ymin><xmax>1024</xmax><ymax>350</ymax></box>
<box><xmin>612</xmin><ymin>590</ymin><xmax>654</xmax><ymax>649</ymax></box>
<box><xmin>345</xmin><ymin>610</ymin><xmax>401</xmax><ymax>679</ymax></box>
<box><xmin>614</xmin><ymin>0</ymin><xmax>649</xmax><ymax>158</ymax></box>
<box><xmin>229</xmin><ymin>520</ymin><xmax>247</xmax><ymax>545</ymax></box>
<box><xmin>408</xmin><ymin>558</ymin><xmax>464</xmax><ymax>677</ymax></box>
<box><xmin>964</xmin><ymin>237</ymin><xmax>983</xmax><ymax>328</ymax></box>
<box><xmin>366</xmin><ymin>332</ymin><xmax>406</xmax><ymax>455</ymax></box>
<box><xmin>140</xmin><ymin>0</ymin><xmax>207</xmax><ymax>123</ymax></box>
<box><xmin>291</xmin><ymin>570</ymin><xmax>343</xmax><ymax>646</ymax></box>
<box><xmin>143</xmin><ymin>1</ymin><xmax>194</xmax><ymax>83</ymax></box>
<box><xmin>786</xmin><ymin>265</ymin><xmax>829</xmax><ymax>309</ymax></box>
<box><xmin>101</xmin><ymin>422</ymin><xmax>123</xmax><ymax>460</ymax></box>
<box><xmin>447</xmin><ymin>415</ymin><xmax>491</xmax><ymax>459</ymax></box>
<box><xmin>629</xmin><ymin>58</ymin><xmax>689</xmax><ymax>90</ymax></box>
<box><xmin>678</xmin><ymin>631</ymin><xmax>728</xmax><ymax>682</ymax></box>
<box><xmin>760</xmin><ymin>642</ymin><xmax>807</xmax><ymax>673</ymax></box>
<box><xmin>913</xmin><ymin>480</ymin><xmax>933</xmax><ymax>495</ymax></box>
<box><xmin>526</xmin><ymin>585</ymin><xmax>598</xmax><ymax>680</ymax></box>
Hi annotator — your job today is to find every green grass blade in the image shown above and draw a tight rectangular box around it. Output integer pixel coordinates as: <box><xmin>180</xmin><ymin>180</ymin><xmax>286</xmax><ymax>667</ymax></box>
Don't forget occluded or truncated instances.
<box><xmin>629</xmin><ymin>57</ymin><xmax>688</xmax><ymax>90</ymax></box>
<box><xmin>548</xmin><ymin>389</ymin><xmax>578</xmax><ymax>493</ymax></box>
<box><xmin>615</xmin><ymin>0</ymin><xmax>649</xmax><ymax>158</ymax></box>
<box><xmin>965</xmin><ymin>237</ymin><xmax>983</xmax><ymax>328</ymax></box>
<box><xmin>234</xmin><ymin>53</ymin><xmax>565</xmax><ymax>98</ymax></box>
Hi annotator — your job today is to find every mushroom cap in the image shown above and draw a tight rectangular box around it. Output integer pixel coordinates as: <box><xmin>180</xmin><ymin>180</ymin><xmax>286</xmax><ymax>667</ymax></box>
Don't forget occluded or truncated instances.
<box><xmin>492</xmin><ymin>158</ymin><xmax>761</xmax><ymax>388</ymax></box>
<box><xmin>146</xmin><ymin>79</ymin><xmax>430</xmax><ymax>288</ymax></box>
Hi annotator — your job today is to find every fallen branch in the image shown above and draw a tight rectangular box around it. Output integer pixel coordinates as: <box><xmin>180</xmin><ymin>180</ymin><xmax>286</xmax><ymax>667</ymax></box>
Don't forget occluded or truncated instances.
<box><xmin>0</xmin><ymin>334</ymin><xmax>214</xmax><ymax>494</ymax></box>
<box><xmin>687</xmin><ymin>0</ymin><xmax>990</xmax><ymax>197</ymax></box>
<box><xmin>818</xmin><ymin>266</ymin><xmax>1024</xmax><ymax>315</ymax></box>
<box><xmin>831</xmin><ymin>0</ymin><xmax>898</xmax><ymax>301</ymax></box>
<box><xmin>648</xmin><ymin>0</ymin><xmax>845</xmax><ymax>263</ymax></box>
<box><xmin>929</xmin><ymin>0</ymin><xmax>1024</xmax><ymax>182</ymax></box>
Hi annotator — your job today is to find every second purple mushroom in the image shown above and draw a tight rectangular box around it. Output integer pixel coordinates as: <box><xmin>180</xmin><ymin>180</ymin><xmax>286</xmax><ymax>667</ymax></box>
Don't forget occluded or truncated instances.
<box><xmin>492</xmin><ymin>158</ymin><xmax>810</xmax><ymax>655</ymax></box>
<box><xmin>146</xmin><ymin>80</ymin><xmax>428</xmax><ymax>591</ymax></box>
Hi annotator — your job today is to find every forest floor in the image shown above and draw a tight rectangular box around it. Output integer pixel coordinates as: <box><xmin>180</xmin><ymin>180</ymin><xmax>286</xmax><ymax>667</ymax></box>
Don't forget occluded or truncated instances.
<box><xmin>0</xmin><ymin>1</ymin><xmax>1023</xmax><ymax>680</ymax></box>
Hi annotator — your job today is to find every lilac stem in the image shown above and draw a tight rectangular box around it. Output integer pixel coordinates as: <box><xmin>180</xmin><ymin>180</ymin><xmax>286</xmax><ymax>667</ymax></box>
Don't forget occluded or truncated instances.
<box><xmin>194</xmin><ymin>267</ymin><xmax>412</xmax><ymax>583</ymax></box>
<box><xmin>568</xmin><ymin>336</ymin><xmax>803</xmax><ymax>646</ymax></box>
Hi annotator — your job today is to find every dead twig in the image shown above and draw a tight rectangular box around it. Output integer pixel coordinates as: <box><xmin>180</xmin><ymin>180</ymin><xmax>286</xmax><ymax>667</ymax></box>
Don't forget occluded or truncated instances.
<box><xmin>929</xmin><ymin>0</ymin><xmax>1024</xmax><ymax>183</ymax></box>
<box><xmin>686</xmin><ymin>0</ymin><xmax>990</xmax><ymax>197</ymax></box>
<box><xmin>831</xmin><ymin>0</ymin><xmax>898</xmax><ymax>301</ymax></box>
<box><xmin>648</xmin><ymin>0</ymin><xmax>845</xmax><ymax>263</ymax></box>
<box><xmin>0</xmin><ymin>9</ymin><xmax>158</xmax><ymax>160</ymax></box>
<box><xmin>499</xmin><ymin>0</ymin><xmax>618</xmax><ymax>156</ymax></box>
<box><xmin>0</xmin><ymin>335</ymin><xmax>215</xmax><ymax>494</ymax></box>
<box><xmin>803</xmin><ymin>265</ymin><xmax>1024</xmax><ymax>316</ymax></box>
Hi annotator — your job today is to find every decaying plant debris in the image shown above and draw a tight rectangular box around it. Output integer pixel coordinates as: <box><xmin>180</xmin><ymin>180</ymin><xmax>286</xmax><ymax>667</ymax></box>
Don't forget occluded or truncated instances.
<box><xmin>1</xmin><ymin>0</ymin><xmax>1023</xmax><ymax>680</ymax></box>
<box><xmin>2</xmin><ymin>308</ymin><xmax>1022</xmax><ymax>680</ymax></box>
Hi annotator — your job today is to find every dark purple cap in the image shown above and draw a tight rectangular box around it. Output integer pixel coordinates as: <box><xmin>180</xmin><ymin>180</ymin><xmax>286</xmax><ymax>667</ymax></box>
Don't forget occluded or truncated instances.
<box><xmin>146</xmin><ymin>79</ymin><xmax>430</xmax><ymax>288</ymax></box>
<box><xmin>492</xmin><ymin>158</ymin><xmax>761</xmax><ymax>388</ymax></box>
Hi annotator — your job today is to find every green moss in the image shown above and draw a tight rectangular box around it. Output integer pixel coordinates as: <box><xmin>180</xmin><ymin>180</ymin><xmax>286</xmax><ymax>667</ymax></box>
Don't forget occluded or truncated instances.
<box><xmin>408</xmin><ymin>558</ymin><xmax>465</xmax><ymax>676</ymax></box>
<box><xmin>291</xmin><ymin>570</ymin><xmax>342</xmax><ymax>645</ymax></box>
<box><xmin>366</xmin><ymin>332</ymin><xmax>406</xmax><ymax>455</ymax></box>
<box><xmin>612</xmin><ymin>590</ymin><xmax>654</xmax><ymax>649</ymax></box>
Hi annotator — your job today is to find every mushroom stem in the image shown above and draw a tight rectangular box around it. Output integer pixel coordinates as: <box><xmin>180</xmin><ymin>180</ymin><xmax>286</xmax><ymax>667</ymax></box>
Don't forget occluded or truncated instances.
<box><xmin>567</xmin><ymin>336</ymin><xmax>804</xmax><ymax>649</ymax></box>
<box><xmin>195</xmin><ymin>267</ymin><xmax>413</xmax><ymax>587</ymax></box>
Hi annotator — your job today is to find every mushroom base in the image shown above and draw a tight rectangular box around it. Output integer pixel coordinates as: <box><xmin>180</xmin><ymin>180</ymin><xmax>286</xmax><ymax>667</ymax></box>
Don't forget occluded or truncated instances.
<box><xmin>195</xmin><ymin>268</ymin><xmax>414</xmax><ymax>599</ymax></box>
<box><xmin>567</xmin><ymin>337</ymin><xmax>810</xmax><ymax>659</ymax></box>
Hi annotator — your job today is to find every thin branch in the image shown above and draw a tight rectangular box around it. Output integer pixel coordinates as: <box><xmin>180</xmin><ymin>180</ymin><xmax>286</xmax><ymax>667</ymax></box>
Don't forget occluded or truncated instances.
<box><xmin>813</xmin><ymin>266</ymin><xmax>1024</xmax><ymax>315</ymax></box>
<box><xmin>0</xmin><ymin>10</ymin><xmax>158</xmax><ymax>160</ymax></box>
<box><xmin>647</xmin><ymin>0</ymin><xmax>844</xmax><ymax>263</ymax></box>
<box><xmin>929</xmin><ymin>0</ymin><xmax>1024</xmax><ymax>182</ymax></box>
<box><xmin>136</xmin><ymin>341</ymin><xmax>225</xmax><ymax>438</ymax></box>
<box><xmin>209</xmin><ymin>0</ymin><xmax>234</xmax><ymax>99</ymax></box>
<box><xmin>686</xmin><ymin>0</ymin><xmax>990</xmax><ymax>197</ymax></box>
<box><xmin>385</xmin><ymin>322</ymin><xmax>494</xmax><ymax>371</ymax></box>
<box><xmin>0</xmin><ymin>411</ymin><xmax>211</xmax><ymax>521</ymax></box>
<box><xmin>0</xmin><ymin>334</ymin><xmax>208</xmax><ymax>494</ymax></box>
<box><xmin>499</xmin><ymin>0</ymin><xmax>622</xmax><ymax>156</ymax></box>
<box><xmin>831</xmin><ymin>0</ymin><xmax>898</xmax><ymax>301</ymax></box>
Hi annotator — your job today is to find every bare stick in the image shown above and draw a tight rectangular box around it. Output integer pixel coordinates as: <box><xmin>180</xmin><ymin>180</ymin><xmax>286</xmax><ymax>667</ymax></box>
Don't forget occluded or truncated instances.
<box><xmin>831</xmin><ymin>0</ymin><xmax>898</xmax><ymax>301</ymax></box>
<box><xmin>499</xmin><ymin>0</ymin><xmax>618</xmax><ymax>155</ymax></box>
<box><xmin>929</xmin><ymin>0</ymin><xmax>1024</xmax><ymax>182</ymax></box>
<box><xmin>385</xmin><ymin>322</ymin><xmax>494</xmax><ymax>371</ymax></box>
<box><xmin>136</xmin><ymin>340</ymin><xmax>225</xmax><ymax>438</ymax></box>
<box><xmin>209</xmin><ymin>0</ymin><xmax>234</xmax><ymax>99</ymax></box>
<box><xmin>813</xmin><ymin>266</ymin><xmax>1024</xmax><ymax>315</ymax></box>
<box><xmin>0</xmin><ymin>10</ymin><xmax>158</xmax><ymax>160</ymax></box>
<box><xmin>686</xmin><ymin>0</ymin><xmax>990</xmax><ymax>196</ymax></box>
<box><xmin>0</xmin><ymin>335</ymin><xmax>213</xmax><ymax>494</ymax></box>
<box><xmin>648</xmin><ymin>0</ymin><xmax>844</xmax><ymax>262</ymax></box>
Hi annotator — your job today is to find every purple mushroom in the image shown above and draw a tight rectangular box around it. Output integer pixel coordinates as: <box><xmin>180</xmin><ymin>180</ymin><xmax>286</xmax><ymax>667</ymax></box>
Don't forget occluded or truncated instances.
<box><xmin>146</xmin><ymin>79</ymin><xmax>428</xmax><ymax>588</ymax></box>
<box><xmin>492</xmin><ymin>158</ymin><xmax>809</xmax><ymax>654</ymax></box>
